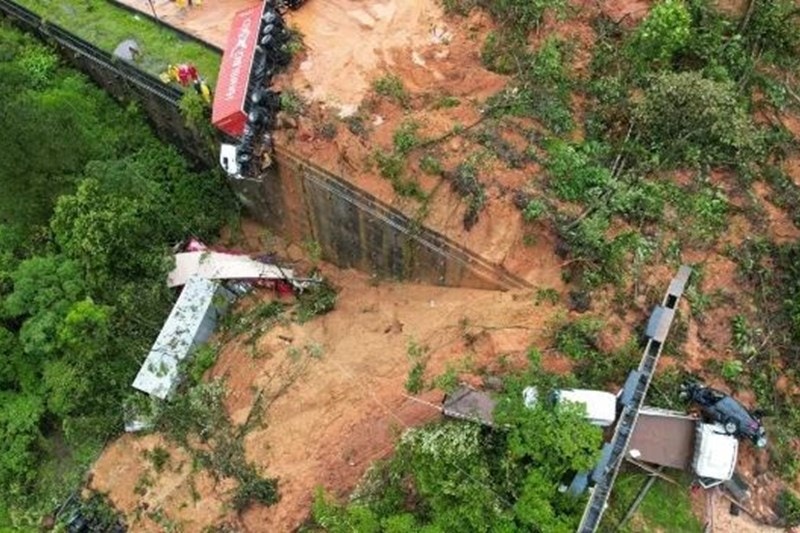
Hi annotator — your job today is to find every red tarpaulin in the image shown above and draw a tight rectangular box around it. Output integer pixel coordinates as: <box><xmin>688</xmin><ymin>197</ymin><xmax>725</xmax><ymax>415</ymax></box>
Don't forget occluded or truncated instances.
<box><xmin>212</xmin><ymin>6</ymin><xmax>260</xmax><ymax>137</ymax></box>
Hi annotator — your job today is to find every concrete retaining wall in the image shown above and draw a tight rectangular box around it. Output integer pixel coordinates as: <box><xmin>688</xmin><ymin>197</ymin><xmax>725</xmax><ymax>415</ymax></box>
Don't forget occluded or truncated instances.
<box><xmin>1</xmin><ymin>0</ymin><xmax>528</xmax><ymax>291</ymax></box>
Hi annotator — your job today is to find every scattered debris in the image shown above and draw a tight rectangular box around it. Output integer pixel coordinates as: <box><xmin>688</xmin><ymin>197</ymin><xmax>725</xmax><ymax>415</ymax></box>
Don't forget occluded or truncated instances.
<box><xmin>168</xmin><ymin>251</ymin><xmax>299</xmax><ymax>288</ymax></box>
<box><xmin>169</xmin><ymin>239</ymin><xmax>315</xmax><ymax>292</ymax></box>
<box><xmin>442</xmin><ymin>386</ymin><xmax>496</xmax><ymax>425</ymax></box>
<box><xmin>724</xmin><ymin>473</ymin><xmax>751</xmax><ymax>503</ymax></box>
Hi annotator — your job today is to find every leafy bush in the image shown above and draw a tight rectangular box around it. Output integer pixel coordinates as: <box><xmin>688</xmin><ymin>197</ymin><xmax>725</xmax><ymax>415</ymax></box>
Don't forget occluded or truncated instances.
<box><xmin>545</xmin><ymin>140</ymin><xmax>612</xmax><ymax>203</ymax></box>
<box><xmin>490</xmin><ymin>38</ymin><xmax>574</xmax><ymax>133</ymax></box>
<box><xmin>405</xmin><ymin>339</ymin><xmax>429</xmax><ymax>394</ymax></box>
<box><xmin>374</xmin><ymin>150</ymin><xmax>427</xmax><ymax>200</ymax></box>
<box><xmin>143</xmin><ymin>446</ymin><xmax>171</xmax><ymax>473</ymax></box>
<box><xmin>16</xmin><ymin>44</ymin><xmax>58</xmax><ymax>88</ymax></box>
<box><xmin>626</xmin><ymin>0</ymin><xmax>691</xmax><ymax>68</ymax></box>
<box><xmin>609</xmin><ymin>180</ymin><xmax>668</xmax><ymax>224</ymax></box>
<box><xmin>554</xmin><ymin>317</ymin><xmax>602</xmax><ymax>359</ymax></box>
<box><xmin>486</xmin><ymin>0</ymin><xmax>568</xmax><ymax>35</ymax></box>
<box><xmin>446</xmin><ymin>162</ymin><xmax>486</xmax><ymax>230</ymax></box>
<box><xmin>392</xmin><ymin>121</ymin><xmax>420</xmax><ymax>156</ymax></box>
<box><xmin>676</xmin><ymin>182</ymin><xmax>729</xmax><ymax>243</ymax></box>
<box><xmin>523</xmin><ymin>198</ymin><xmax>547</xmax><ymax>222</ymax></box>
<box><xmin>481</xmin><ymin>31</ymin><xmax>523</xmax><ymax>74</ymax></box>
<box><xmin>231</xmin><ymin>471</ymin><xmax>280</xmax><ymax>511</ymax></box>
<box><xmin>280</xmin><ymin>90</ymin><xmax>306</xmax><ymax>117</ymax></box>
<box><xmin>743</xmin><ymin>0</ymin><xmax>800</xmax><ymax>64</ymax></box>
<box><xmin>441</xmin><ymin>0</ymin><xmax>478</xmax><ymax>16</ymax></box>
<box><xmin>296</xmin><ymin>280</ymin><xmax>338</xmax><ymax>323</ymax></box>
<box><xmin>634</xmin><ymin>71</ymin><xmax>762</xmax><ymax>167</ymax></box>
<box><xmin>777</xmin><ymin>490</ymin><xmax>800</xmax><ymax>527</ymax></box>
<box><xmin>678</xmin><ymin>0</ymin><xmax>751</xmax><ymax>81</ymax></box>
<box><xmin>373</xmin><ymin>74</ymin><xmax>410</xmax><ymax>107</ymax></box>
<box><xmin>187</xmin><ymin>345</ymin><xmax>218</xmax><ymax>385</ymax></box>
<box><xmin>557</xmin><ymin>212</ymin><xmax>637</xmax><ymax>287</ymax></box>
<box><xmin>419</xmin><ymin>155</ymin><xmax>443</xmax><ymax>175</ymax></box>
<box><xmin>179</xmin><ymin>90</ymin><xmax>216</xmax><ymax>150</ymax></box>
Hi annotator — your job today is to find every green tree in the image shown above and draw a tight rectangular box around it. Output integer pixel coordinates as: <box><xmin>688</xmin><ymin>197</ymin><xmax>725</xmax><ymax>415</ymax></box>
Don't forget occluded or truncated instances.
<box><xmin>51</xmin><ymin>177</ymin><xmax>166</xmax><ymax>289</ymax></box>
<box><xmin>635</xmin><ymin>71</ymin><xmax>761</xmax><ymax>167</ymax></box>
<box><xmin>0</xmin><ymin>22</ymin><xmax>234</xmax><ymax>525</ymax></box>
<box><xmin>398</xmin><ymin>423</ymin><xmax>508</xmax><ymax>531</ymax></box>
<box><xmin>627</xmin><ymin>0</ymin><xmax>692</xmax><ymax>68</ymax></box>
<box><xmin>42</xmin><ymin>299</ymin><xmax>112</xmax><ymax>418</ymax></box>
<box><xmin>3</xmin><ymin>256</ymin><xmax>86</xmax><ymax>362</ymax></box>
<box><xmin>314</xmin><ymin>385</ymin><xmax>602</xmax><ymax>532</ymax></box>
<box><xmin>0</xmin><ymin>393</ymin><xmax>45</xmax><ymax>500</ymax></box>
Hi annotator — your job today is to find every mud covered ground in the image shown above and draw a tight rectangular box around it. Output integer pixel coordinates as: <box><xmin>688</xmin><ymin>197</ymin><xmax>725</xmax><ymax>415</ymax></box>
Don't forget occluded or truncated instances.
<box><xmin>90</xmin><ymin>221</ymin><xmax>568</xmax><ymax>531</ymax></box>
<box><xmin>99</xmin><ymin>0</ymin><xmax>800</xmax><ymax>530</ymax></box>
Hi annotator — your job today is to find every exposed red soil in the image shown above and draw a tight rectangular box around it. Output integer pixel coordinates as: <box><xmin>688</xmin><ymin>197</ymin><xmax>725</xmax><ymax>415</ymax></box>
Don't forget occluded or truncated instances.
<box><xmin>787</xmin><ymin>155</ymin><xmax>800</xmax><ymax>187</ymax></box>
<box><xmin>90</xmin><ymin>236</ymin><xmax>565</xmax><ymax>531</ymax></box>
<box><xmin>286</xmin><ymin>0</ymin><xmax>451</xmax><ymax>114</ymax></box>
<box><xmin>599</xmin><ymin>0</ymin><xmax>652</xmax><ymax>26</ymax></box>
<box><xmin>752</xmin><ymin>181</ymin><xmax>800</xmax><ymax>244</ymax></box>
<box><xmin>96</xmin><ymin>1</ymin><xmax>800</xmax><ymax>530</ymax></box>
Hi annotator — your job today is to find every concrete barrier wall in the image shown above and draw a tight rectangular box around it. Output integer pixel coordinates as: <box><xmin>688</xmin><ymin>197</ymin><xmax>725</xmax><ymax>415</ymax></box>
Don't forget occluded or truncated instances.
<box><xmin>243</xmin><ymin>149</ymin><xmax>529</xmax><ymax>290</ymax></box>
<box><xmin>1</xmin><ymin>0</ymin><xmax>529</xmax><ymax>291</ymax></box>
<box><xmin>0</xmin><ymin>0</ymin><xmax>214</xmax><ymax>167</ymax></box>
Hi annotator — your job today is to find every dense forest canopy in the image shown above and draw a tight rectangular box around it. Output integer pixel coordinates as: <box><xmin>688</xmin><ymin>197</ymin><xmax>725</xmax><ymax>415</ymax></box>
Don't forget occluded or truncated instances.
<box><xmin>0</xmin><ymin>22</ymin><xmax>235</xmax><ymax>527</ymax></box>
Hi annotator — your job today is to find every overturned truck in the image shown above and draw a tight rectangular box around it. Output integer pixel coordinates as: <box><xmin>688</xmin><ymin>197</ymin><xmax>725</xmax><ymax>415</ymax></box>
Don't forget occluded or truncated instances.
<box><xmin>214</xmin><ymin>0</ymin><xmax>303</xmax><ymax>178</ymax></box>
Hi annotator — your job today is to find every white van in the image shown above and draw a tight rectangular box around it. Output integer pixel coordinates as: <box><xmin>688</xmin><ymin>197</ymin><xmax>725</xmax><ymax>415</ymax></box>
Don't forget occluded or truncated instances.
<box><xmin>523</xmin><ymin>387</ymin><xmax>618</xmax><ymax>427</ymax></box>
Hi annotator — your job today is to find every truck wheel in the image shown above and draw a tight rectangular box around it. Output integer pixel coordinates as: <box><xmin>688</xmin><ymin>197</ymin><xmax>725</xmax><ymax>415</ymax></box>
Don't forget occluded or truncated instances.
<box><xmin>724</xmin><ymin>420</ymin><xmax>737</xmax><ymax>434</ymax></box>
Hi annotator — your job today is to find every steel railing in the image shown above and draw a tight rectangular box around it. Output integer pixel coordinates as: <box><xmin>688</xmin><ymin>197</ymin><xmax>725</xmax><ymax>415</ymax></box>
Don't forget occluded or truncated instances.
<box><xmin>0</xmin><ymin>0</ymin><xmax>183</xmax><ymax>106</ymax></box>
<box><xmin>577</xmin><ymin>265</ymin><xmax>692</xmax><ymax>532</ymax></box>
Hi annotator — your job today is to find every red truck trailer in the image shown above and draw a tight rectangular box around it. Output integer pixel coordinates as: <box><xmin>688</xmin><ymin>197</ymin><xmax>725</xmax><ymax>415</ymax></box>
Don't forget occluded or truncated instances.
<box><xmin>212</xmin><ymin>5</ymin><xmax>261</xmax><ymax>138</ymax></box>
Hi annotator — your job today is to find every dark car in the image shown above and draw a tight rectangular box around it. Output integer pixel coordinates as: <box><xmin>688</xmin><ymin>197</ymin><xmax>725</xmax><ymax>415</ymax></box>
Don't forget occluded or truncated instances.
<box><xmin>680</xmin><ymin>381</ymin><xmax>767</xmax><ymax>448</ymax></box>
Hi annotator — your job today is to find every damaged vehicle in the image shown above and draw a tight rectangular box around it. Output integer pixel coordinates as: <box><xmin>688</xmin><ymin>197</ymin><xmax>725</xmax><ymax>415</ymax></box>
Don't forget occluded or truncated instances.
<box><xmin>680</xmin><ymin>381</ymin><xmax>767</xmax><ymax>448</ymax></box>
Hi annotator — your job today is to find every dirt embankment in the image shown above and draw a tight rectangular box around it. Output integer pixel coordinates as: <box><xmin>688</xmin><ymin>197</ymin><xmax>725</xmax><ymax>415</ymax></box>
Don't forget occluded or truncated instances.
<box><xmin>286</xmin><ymin>0</ymin><xmax>447</xmax><ymax>115</ymax></box>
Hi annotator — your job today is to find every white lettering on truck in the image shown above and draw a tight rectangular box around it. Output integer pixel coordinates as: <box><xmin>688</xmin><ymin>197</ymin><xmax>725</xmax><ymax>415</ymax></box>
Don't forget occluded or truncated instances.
<box><xmin>224</xmin><ymin>14</ymin><xmax>254</xmax><ymax>102</ymax></box>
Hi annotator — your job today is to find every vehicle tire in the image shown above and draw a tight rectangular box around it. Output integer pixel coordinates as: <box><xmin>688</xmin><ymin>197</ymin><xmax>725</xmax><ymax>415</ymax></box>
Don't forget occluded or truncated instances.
<box><xmin>724</xmin><ymin>420</ymin><xmax>737</xmax><ymax>434</ymax></box>
<box><xmin>678</xmin><ymin>389</ymin><xmax>690</xmax><ymax>401</ymax></box>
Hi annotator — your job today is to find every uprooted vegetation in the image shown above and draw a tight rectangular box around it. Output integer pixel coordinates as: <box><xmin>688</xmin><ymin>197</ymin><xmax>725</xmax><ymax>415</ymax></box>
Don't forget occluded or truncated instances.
<box><xmin>313</xmin><ymin>352</ymin><xmax>603</xmax><ymax>533</ymax></box>
<box><xmin>278</xmin><ymin>0</ymin><xmax>800</xmax><ymax>528</ymax></box>
<box><xmin>114</xmin><ymin>279</ymin><xmax>340</xmax><ymax>527</ymax></box>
